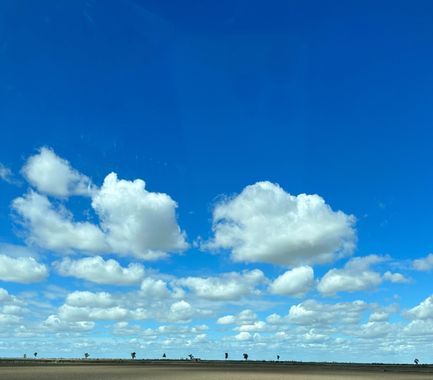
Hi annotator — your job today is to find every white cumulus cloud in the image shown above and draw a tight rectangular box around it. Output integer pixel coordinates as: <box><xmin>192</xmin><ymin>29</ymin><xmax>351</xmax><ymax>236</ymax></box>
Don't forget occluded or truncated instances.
<box><xmin>405</xmin><ymin>295</ymin><xmax>433</xmax><ymax>320</ymax></box>
<box><xmin>91</xmin><ymin>172</ymin><xmax>188</xmax><ymax>260</ymax></box>
<box><xmin>269</xmin><ymin>266</ymin><xmax>314</xmax><ymax>297</ymax></box>
<box><xmin>22</xmin><ymin>147</ymin><xmax>94</xmax><ymax>197</ymax></box>
<box><xmin>43</xmin><ymin>315</ymin><xmax>95</xmax><ymax>332</ymax></box>
<box><xmin>413</xmin><ymin>253</ymin><xmax>433</xmax><ymax>271</ymax></box>
<box><xmin>54</xmin><ymin>256</ymin><xmax>145</xmax><ymax>285</ymax></box>
<box><xmin>140</xmin><ymin>278</ymin><xmax>170</xmax><ymax>299</ymax></box>
<box><xmin>65</xmin><ymin>291</ymin><xmax>115</xmax><ymax>308</ymax></box>
<box><xmin>14</xmin><ymin>152</ymin><xmax>188</xmax><ymax>259</ymax></box>
<box><xmin>204</xmin><ymin>181</ymin><xmax>356</xmax><ymax>265</ymax></box>
<box><xmin>0</xmin><ymin>254</ymin><xmax>47</xmax><ymax>283</ymax></box>
<box><xmin>217</xmin><ymin>309</ymin><xmax>257</xmax><ymax>325</ymax></box>
<box><xmin>177</xmin><ymin>269</ymin><xmax>265</xmax><ymax>301</ymax></box>
<box><xmin>12</xmin><ymin>191</ymin><xmax>107</xmax><ymax>253</ymax></box>
<box><xmin>383</xmin><ymin>271</ymin><xmax>409</xmax><ymax>284</ymax></box>
<box><xmin>0</xmin><ymin>288</ymin><xmax>25</xmax><ymax>326</ymax></box>
<box><xmin>317</xmin><ymin>255</ymin><xmax>385</xmax><ymax>296</ymax></box>
<box><xmin>288</xmin><ymin>299</ymin><xmax>369</xmax><ymax>327</ymax></box>
<box><xmin>169</xmin><ymin>300</ymin><xmax>194</xmax><ymax>322</ymax></box>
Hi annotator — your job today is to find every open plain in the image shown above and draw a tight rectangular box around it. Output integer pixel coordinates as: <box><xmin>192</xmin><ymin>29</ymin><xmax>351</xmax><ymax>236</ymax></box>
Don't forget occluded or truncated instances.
<box><xmin>1</xmin><ymin>360</ymin><xmax>432</xmax><ymax>380</ymax></box>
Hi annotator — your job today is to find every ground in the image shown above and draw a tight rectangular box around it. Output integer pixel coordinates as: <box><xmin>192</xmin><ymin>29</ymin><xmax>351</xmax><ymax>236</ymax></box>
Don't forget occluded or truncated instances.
<box><xmin>1</xmin><ymin>360</ymin><xmax>432</xmax><ymax>380</ymax></box>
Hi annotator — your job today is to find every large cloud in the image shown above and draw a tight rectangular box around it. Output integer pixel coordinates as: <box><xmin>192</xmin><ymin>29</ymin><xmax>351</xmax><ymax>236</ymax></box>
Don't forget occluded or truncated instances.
<box><xmin>54</xmin><ymin>256</ymin><xmax>145</xmax><ymax>285</ymax></box>
<box><xmin>22</xmin><ymin>147</ymin><xmax>93</xmax><ymax>197</ymax></box>
<box><xmin>269</xmin><ymin>266</ymin><xmax>314</xmax><ymax>297</ymax></box>
<box><xmin>204</xmin><ymin>181</ymin><xmax>356</xmax><ymax>265</ymax></box>
<box><xmin>176</xmin><ymin>269</ymin><xmax>265</xmax><ymax>301</ymax></box>
<box><xmin>12</xmin><ymin>191</ymin><xmax>108</xmax><ymax>253</ymax></box>
<box><xmin>91</xmin><ymin>172</ymin><xmax>188</xmax><ymax>260</ymax></box>
<box><xmin>0</xmin><ymin>254</ymin><xmax>48</xmax><ymax>283</ymax></box>
<box><xmin>13</xmin><ymin>149</ymin><xmax>188</xmax><ymax>259</ymax></box>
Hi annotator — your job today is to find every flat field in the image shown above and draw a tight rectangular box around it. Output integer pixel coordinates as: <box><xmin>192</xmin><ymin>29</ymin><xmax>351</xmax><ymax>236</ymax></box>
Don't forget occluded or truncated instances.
<box><xmin>1</xmin><ymin>360</ymin><xmax>432</xmax><ymax>380</ymax></box>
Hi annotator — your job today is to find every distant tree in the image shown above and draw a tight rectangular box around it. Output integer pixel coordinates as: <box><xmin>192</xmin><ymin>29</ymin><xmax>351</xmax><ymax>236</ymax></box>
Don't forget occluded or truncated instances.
<box><xmin>225</xmin><ymin>352</ymin><xmax>228</xmax><ymax>360</ymax></box>
<box><xmin>84</xmin><ymin>353</ymin><xmax>89</xmax><ymax>359</ymax></box>
<box><xmin>34</xmin><ymin>352</ymin><xmax>38</xmax><ymax>359</ymax></box>
<box><xmin>188</xmin><ymin>354</ymin><xmax>194</xmax><ymax>360</ymax></box>
<box><xmin>243</xmin><ymin>353</ymin><xmax>248</xmax><ymax>361</ymax></box>
<box><xmin>414</xmin><ymin>358</ymin><xmax>419</xmax><ymax>365</ymax></box>
<box><xmin>131</xmin><ymin>352</ymin><xmax>136</xmax><ymax>360</ymax></box>
<box><xmin>277</xmin><ymin>355</ymin><xmax>280</xmax><ymax>361</ymax></box>
<box><xmin>162</xmin><ymin>353</ymin><xmax>166</xmax><ymax>358</ymax></box>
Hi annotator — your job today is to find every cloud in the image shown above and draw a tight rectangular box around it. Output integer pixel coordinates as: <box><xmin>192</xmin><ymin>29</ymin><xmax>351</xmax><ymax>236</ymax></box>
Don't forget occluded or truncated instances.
<box><xmin>54</xmin><ymin>256</ymin><xmax>145</xmax><ymax>285</ymax></box>
<box><xmin>176</xmin><ymin>269</ymin><xmax>265</xmax><ymax>301</ymax></box>
<box><xmin>43</xmin><ymin>315</ymin><xmax>95</xmax><ymax>332</ymax></box>
<box><xmin>57</xmin><ymin>291</ymin><xmax>130</xmax><ymax>322</ymax></box>
<box><xmin>348</xmin><ymin>321</ymin><xmax>395</xmax><ymax>339</ymax></box>
<box><xmin>140</xmin><ymin>278</ymin><xmax>170</xmax><ymax>299</ymax></box>
<box><xmin>369</xmin><ymin>311</ymin><xmax>390</xmax><ymax>322</ymax></box>
<box><xmin>413</xmin><ymin>253</ymin><xmax>433</xmax><ymax>271</ymax></box>
<box><xmin>65</xmin><ymin>291</ymin><xmax>115</xmax><ymax>308</ymax></box>
<box><xmin>317</xmin><ymin>255</ymin><xmax>385</xmax><ymax>296</ymax></box>
<box><xmin>217</xmin><ymin>309</ymin><xmax>257</xmax><ymax>325</ymax></box>
<box><xmin>269</xmin><ymin>266</ymin><xmax>314</xmax><ymax>297</ymax></box>
<box><xmin>12</xmin><ymin>191</ymin><xmax>108</xmax><ymax>253</ymax></box>
<box><xmin>234</xmin><ymin>331</ymin><xmax>253</xmax><ymax>341</ymax></box>
<box><xmin>383</xmin><ymin>271</ymin><xmax>410</xmax><ymax>284</ymax></box>
<box><xmin>13</xmin><ymin>174</ymin><xmax>188</xmax><ymax>259</ymax></box>
<box><xmin>405</xmin><ymin>295</ymin><xmax>433</xmax><ymax>320</ymax></box>
<box><xmin>403</xmin><ymin>320</ymin><xmax>433</xmax><ymax>337</ymax></box>
<box><xmin>0</xmin><ymin>254</ymin><xmax>48</xmax><ymax>283</ymax></box>
<box><xmin>0</xmin><ymin>288</ymin><xmax>25</xmax><ymax>326</ymax></box>
<box><xmin>235</xmin><ymin>320</ymin><xmax>269</xmax><ymax>333</ymax></box>
<box><xmin>91</xmin><ymin>172</ymin><xmax>188</xmax><ymax>260</ymax></box>
<box><xmin>59</xmin><ymin>304</ymin><xmax>130</xmax><ymax>322</ymax></box>
<box><xmin>22</xmin><ymin>147</ymin><xmax>94</xmax><ymax>197</ymax></box>
<box><xmin>217</xmin><ymin>315</ymin><xmax>236</xmax><ymax>325</ymax></box>
<box><xmin>288</xmin><ymin>299</ymin><xmax>369</xmax><ymax>327</ymax></box>
<box><xmin>168</xmin><ymin>300</ymin><xmax>194</xmax><ymax>322</ymax></box>
<box><xmin>204</xmin><ymin>181</ymin><xmax>356</xmax><ymax>265</ymax></box>
<box><xmin>0</xmin><ymin>163</ymin><xmax>14</xmax><ymax>183</ymax></box>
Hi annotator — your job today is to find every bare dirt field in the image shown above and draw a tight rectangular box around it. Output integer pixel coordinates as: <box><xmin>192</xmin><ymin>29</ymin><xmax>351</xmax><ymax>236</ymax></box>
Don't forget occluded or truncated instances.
<box><xmin>1</xmin><ymin>360</ymin><xmax>432</xmax><ymax>380</ymax></box>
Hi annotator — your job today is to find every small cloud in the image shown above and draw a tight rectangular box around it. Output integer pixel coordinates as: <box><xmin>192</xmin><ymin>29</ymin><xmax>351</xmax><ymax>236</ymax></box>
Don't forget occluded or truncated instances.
<box><xmin>413</xmin><ymin>253</ymin><xmax>433</xmax><ymax>271</ymax></box>
<box><xmin>383</xmin><ymin>271</ymin><xmax>410</xmax><ymax>284</ymax></box>
<box><xmin>317</xmin><ymin>255</ymin><xmax>385</xmax><ymax>296</ymax></box>
<box><xmin>268</xmin><ymin>266</ymin><xmax>314</xmax><ymax>297</ymax></box>
<box><xmin>0</xmin><ymin>163</ymin><xmax>19</xmax><ymax>185</ymax></box>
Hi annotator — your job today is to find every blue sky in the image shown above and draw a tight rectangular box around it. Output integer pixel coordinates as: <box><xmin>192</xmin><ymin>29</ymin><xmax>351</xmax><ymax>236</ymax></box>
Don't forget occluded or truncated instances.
<box><xmin>0</xmin><ymin>0</ymin><xmax>432</xmax><ymax>363</ymax></box>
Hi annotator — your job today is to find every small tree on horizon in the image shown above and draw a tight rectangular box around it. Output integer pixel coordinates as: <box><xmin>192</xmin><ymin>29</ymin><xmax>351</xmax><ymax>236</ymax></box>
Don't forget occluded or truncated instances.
<box><xmin>414</xmin><ymin>358</ymin><xmax>419</xmax><ymax>365</ymax></box>
<box><xmin>162</xmin><ymin>353</ymin><xmax>166</xmax><ymax>359</ymax></box>
<box><xmin>225</xmin><ymin>352</ymin><xmax>228</xmax><ymax>360</ymax></box>
<box><xmin>243</xmin><ymin>353</ymin><xmax>248</xmax><ymax>361</ymax></box>
<box><xmin>188</xmin><ymin>354</ymin><xmax>194</xmax><ymax>360</ymax></box>
<box><xmin>84</xmin><ymin>353</ymin><xmax>89</xmax><ymax>359</ymax></box>
<box><xmin>277</xmin><ymin>355</ymin><xmax>280</xmax><ymax>361</ymax></box>
<box><xmin>131</xmin><ymin>352</ymin><xmax>136</xmax><ymax>360</ymax></box>
<box><xmin>34</xmin><ymin>352</ymin><xmax>37</xmax><ymax>359</ymax></box>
